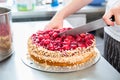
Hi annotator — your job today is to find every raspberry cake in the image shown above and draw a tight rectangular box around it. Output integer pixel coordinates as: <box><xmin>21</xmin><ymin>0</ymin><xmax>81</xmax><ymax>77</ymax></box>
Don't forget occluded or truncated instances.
<box><xmin>27</xmin><ymin>28</ymin><xmax>98</xmax><ymax>68</ymax></box>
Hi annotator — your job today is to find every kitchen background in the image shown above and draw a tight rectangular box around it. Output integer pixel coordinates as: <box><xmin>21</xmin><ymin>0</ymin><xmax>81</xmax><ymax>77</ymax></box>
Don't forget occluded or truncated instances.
<box><xmin>1</xmin><ymin>0</ymin><xmax>120</xmax><ymax>79</ymax></box>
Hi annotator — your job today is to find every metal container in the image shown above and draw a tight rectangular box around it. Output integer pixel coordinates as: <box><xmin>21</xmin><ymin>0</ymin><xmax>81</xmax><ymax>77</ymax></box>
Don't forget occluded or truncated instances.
<box><xmin>104</xmin><ymin>27</ymin><xmax>120</xmax><ymax>73</ymax></box>
<box><xmin>0</xmin><ymin>7</ymin><xmax>13</xmax><ymax>61</ymax></box>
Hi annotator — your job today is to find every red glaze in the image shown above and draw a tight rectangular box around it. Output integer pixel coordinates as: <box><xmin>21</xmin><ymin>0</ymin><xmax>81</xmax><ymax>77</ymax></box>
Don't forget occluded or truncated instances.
<box><xmin>31</xmin><ymin>28</ymin><xmax>94</xmax><ymax>51</ymax></box>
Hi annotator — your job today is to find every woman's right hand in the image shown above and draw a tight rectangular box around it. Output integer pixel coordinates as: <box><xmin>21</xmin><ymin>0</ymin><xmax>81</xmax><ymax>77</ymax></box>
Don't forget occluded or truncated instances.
<box><xmin>44</xmin><ymin>17</ymin><xmax>64</xmax><ymax>30</ymax></box>
<box><xmin>44</xmin><ymin>0</ymin><xmax>92</xmax><ymax>30</ymax></box>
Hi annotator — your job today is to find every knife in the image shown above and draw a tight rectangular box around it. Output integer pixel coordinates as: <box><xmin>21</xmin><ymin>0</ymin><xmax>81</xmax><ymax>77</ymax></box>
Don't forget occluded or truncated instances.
<box><xmin>59</xmin><ymin>18</ymin><xmax>107</xmax><ymax>36</ymax></box>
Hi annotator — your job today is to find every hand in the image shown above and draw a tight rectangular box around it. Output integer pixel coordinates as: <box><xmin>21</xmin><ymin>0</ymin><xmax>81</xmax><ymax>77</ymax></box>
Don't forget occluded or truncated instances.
<box><xmin>103</xmin><ymin>2</ymin><xmax>120</xmax><ymax>26</ymax></box>
<box><xmin>44</xmin><ymin>17</ymin><xmax>64</xmax><ymax>30</ymax></box>
<box><xmin>44</xmin><ymin>0</ymin><xmax>92</xmax><ymax>30</ymax></box>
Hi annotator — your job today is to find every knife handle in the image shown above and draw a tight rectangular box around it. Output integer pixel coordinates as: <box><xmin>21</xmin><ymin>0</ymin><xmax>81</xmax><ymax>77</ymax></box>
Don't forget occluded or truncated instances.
<box><xmin>110</xmin><ymin>15</ymin><xmax>115</xmax><ymax>22</ymax></box>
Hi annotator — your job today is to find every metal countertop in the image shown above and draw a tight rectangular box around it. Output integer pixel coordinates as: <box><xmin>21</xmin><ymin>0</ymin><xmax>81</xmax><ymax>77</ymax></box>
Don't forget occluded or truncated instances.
<box><xmin>0</xmin><ymin>21</ymin><xmax>120</xmax><ymax>80</ymax></box>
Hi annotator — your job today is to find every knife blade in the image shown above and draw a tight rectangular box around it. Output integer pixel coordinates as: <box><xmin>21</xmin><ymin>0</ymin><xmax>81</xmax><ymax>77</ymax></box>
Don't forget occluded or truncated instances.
<box><xmin>59</xmin><ymin>18</ymin><xmax>106</xmax><ymax>35</ymax></box>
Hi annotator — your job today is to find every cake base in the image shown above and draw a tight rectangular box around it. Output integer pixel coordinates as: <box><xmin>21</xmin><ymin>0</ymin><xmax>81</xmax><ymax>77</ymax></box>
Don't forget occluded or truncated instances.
<box><xmin>21</xmin><ymin>48</ymin><xmax>101</xmax><ymax>72</ymax></box>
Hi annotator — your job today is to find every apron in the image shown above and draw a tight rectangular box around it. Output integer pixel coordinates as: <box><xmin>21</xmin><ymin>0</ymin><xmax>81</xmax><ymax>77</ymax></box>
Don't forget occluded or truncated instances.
<box><xmin>104</xmin><ymin>27</ymin><xmax>120</xmax><ymax>73</ymax></box>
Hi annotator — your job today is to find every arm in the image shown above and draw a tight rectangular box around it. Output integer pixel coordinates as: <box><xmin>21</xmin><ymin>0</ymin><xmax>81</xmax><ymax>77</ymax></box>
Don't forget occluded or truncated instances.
<box><xmin>54</xmin><ymin>0</ymin><xmax>92</xmax><ymax>19</ymax></box>
<box><xmin>103</xmin><ymin>0</ymin><xmax>120</xmax><ymax>26</ymax></box>
<box><xmin>45</xmin><ymin>0</ymin><xmax>92</xmax><ymax>30</ymax></box>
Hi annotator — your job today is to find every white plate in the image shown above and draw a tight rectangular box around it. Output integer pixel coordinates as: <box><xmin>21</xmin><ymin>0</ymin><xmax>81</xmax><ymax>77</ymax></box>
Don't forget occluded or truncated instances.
<box><xmin>21</xmin><ymin>48</ymin><xmax>101</xmax><ymax>72</ymax></box>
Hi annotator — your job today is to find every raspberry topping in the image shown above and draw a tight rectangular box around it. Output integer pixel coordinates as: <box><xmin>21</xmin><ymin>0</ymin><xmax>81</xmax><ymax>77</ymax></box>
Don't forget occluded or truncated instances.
<box><xmin>31</xmin><ymin>28</ymin><xmax>94</xmax><ymax>51</ymax></box>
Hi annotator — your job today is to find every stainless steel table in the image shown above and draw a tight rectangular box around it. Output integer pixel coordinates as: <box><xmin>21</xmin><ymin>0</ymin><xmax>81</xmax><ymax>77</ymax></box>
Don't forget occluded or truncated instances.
<box><xmin>0</xmin><ymin>21</ymin><xmax>120</xmax><ymax>80</ymax></box>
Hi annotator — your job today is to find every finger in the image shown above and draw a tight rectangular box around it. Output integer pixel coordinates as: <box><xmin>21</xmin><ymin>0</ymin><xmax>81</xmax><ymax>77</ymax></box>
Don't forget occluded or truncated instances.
<box><xmin>44</xmin><ymin>25</ymin><xmax>52</xmax><ymax>30</ymax></box>
<box><xmin>44</xmin><ymin>25</ymin><xmax>59</xmax><ymax>30</ymax></box>
<box><xmin>115</xmin><ymin>14</ymin><xmax>120</xmax><ymax>25</ymax></box>
<box><xmin>58</xmin><ymin>24</ymin><xmax>63</xmax><ymax>29</ymax></box>
<box><xmin>103</xmin><ymin>12</ymin><xmax>114</xmax><ymax>26</ymax></box>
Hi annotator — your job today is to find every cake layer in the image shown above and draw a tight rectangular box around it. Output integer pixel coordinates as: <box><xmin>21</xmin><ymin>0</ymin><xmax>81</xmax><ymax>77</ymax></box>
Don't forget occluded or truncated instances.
<box><xmin>29</xmin><ymin>51</ymin><xmax>96</xmax><ymax>67</ymax></box>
